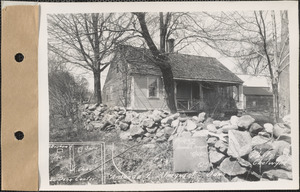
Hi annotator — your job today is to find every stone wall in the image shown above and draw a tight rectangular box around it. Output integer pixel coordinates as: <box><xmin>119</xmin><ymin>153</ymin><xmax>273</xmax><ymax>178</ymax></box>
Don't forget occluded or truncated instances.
<box><xmin>82</xmin><ymin>104</ymin><xmax>292</xmax><ymax>181</ymax></box>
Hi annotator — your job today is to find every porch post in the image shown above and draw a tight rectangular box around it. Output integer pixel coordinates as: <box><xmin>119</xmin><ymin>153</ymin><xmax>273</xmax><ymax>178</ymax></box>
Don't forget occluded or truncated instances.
<box><xmin>238</xmin><ymin>84</ymin><xmax>244</xmax><ymax>110</ymax></box>
<box><xmin>199</xmin><ymin>82</ymin><xmax>203</xmax><ymax>109</ymax></box>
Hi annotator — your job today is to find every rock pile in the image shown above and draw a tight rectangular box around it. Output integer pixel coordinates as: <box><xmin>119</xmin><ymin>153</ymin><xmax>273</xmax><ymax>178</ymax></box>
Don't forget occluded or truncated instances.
<box><xmin>82</xmin><ymin>104</ymin><xmax>292</xmax><ymax>182</ymax></box>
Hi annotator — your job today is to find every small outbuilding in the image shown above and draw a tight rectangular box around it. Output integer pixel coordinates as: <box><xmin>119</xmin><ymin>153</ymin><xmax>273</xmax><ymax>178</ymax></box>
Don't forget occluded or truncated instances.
<box><xmin>243</xmin><ymin>86</ymin><xmax>273</xmax><ymax>112</ymax></box>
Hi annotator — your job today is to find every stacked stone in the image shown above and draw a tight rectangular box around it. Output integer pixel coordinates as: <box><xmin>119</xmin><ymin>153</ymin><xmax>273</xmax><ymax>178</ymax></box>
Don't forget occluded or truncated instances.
<box><xmin>118</xmin><ymin>111</ymin><xmax>292</xmax><ymax>181</ymax></box>
<box><xmin>82</xmin><ymin>104</ymin><xmax>292</xmax><ymax>181</ymax></box>
<box><xmin>81</xmin><ymin>103</ymin><xmax>127</xmax><ymax>131</ymax></box>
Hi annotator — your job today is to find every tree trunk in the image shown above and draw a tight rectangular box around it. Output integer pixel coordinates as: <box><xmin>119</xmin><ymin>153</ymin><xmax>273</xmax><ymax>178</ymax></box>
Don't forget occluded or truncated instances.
<box><xmin>272</xmin><ymin>82</ymin><xmax>280</xmax><ymax>122</ymax></box>
<box><xmin>93</xmin><ymin>70</ymin><xmax>102</xmax><ymax>104</ymax></box>
<box><xmin>135</xmin><ymin>12</ymin><xmax>177</xmax><ymax>113</ymax></box>
<box><xmin>160</xmin><ymin>63</ymin><xmax>177</xmax><ymax>113</ymax></box>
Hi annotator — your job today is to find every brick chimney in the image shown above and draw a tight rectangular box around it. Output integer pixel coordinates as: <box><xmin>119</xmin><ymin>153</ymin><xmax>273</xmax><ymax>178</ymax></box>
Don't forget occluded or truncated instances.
<box><xmin>166</xmin><ymin>38</ymin><xmax>175</xmax><ymax>53</ymax></box>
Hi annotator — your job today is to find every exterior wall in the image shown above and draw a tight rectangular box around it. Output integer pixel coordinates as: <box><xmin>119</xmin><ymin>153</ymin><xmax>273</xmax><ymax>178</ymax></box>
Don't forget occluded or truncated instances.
<box><xmin>131</xmin><ymin>74</ymin><xmax>168</xmax><ymax>110</ymax></box>
<box><xmin>245</xmin><ymin>95</ymin><xmax>273</xmax><ymax>112</ymax></box>
<box><xmin>102</xmin><ymin>54</ymin><xmax>131</xmax><ymax>108</ymax></box>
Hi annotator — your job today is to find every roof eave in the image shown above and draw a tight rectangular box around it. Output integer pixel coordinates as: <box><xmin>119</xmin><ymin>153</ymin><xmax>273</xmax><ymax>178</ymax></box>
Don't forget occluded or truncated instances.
<box><xmin>173</xmin><ymin>77</ymin><xmax>243</xmax><ymax>84</ymax></box>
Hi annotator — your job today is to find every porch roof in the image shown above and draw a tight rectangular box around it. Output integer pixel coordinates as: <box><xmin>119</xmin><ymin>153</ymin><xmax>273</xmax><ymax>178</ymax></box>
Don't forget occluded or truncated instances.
<box><xmin>243</xmin><ymin>86</ymin><xmax>273</xmax><ymax>96</ymax></box>
<box><xmin>119</xmin><ymin>45</ymin><xmax>243</xmax><ymax>84</ymax></box>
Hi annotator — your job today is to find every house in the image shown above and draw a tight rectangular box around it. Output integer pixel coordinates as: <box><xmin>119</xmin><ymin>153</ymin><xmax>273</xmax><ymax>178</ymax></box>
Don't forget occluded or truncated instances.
<box><xmin>243</xmin><ymin>86</ymin><xmax>273</xmax><ymax>112</ymax></box>
<box><xmin>103</xmin><ymin>45</ymin><xmax>243</xmax><ymax>115</ymax></box>
<box><xmin>237</xmin><ymin>75</ymin><xmax>273</xmax><ymax>112</ymax></box>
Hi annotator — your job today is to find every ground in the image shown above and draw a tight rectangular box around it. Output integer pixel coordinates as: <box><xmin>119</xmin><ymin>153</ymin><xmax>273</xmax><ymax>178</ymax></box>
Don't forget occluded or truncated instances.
<box><xmin>49</xmin><ymin>107</ymin><xmax>279</xmax><ymax>185</ymax></box>
<box><xmin>49</xmin><ymin>115</ymin><xmax>232</xmax><ymax>185</ymax></box>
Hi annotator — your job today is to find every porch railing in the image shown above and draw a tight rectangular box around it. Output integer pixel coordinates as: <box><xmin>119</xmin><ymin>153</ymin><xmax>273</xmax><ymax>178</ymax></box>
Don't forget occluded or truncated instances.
<box><xmin>176</xmin><ymin>99</ymin><xmax>201</xmax><ymax>111</ymax></box>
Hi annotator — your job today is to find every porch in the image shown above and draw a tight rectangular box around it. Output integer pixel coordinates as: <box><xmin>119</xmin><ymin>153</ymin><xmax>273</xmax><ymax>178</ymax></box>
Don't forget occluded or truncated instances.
<box><xmin>175</xmin><ymin>80</ymin><xmax>243</xmax><ymax>114</ymax></box>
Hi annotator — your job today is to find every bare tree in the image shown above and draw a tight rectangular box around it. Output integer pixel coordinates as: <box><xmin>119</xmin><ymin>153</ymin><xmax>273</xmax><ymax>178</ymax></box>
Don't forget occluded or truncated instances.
<box><xmin>188</xmin><ymin>11</ymin><xmax>289</xmax><ymax>121</ymax></box>
<box><xmin>132</xmin><ymin>12</ymin><xmax>195</xmax><ymax>113</ymax></box>
<box><xmin>48</xmin><ymin>13</ymin><xmax>133</xmax><ymax>104</ymax></box>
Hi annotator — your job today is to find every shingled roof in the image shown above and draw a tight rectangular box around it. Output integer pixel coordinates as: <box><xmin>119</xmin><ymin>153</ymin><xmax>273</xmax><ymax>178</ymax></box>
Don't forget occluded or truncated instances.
<box><xmin>243</xmin><ymin>87</ymin><xmax>273</xmax><ymax>96</ymax></box>
<box><xmin>119</xmin><ymin>45</ymin><xmax>243</xmax><ymax>84</ymax></box>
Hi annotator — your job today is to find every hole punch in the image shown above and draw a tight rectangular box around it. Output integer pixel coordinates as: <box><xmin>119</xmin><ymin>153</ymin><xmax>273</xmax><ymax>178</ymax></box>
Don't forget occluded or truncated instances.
<box><xmin>14</xmin><ymin>131</ymin><xmax>24</xmax><ymax>140</ymax></box>
<box><xmin>15</xmin><ymin>53</ymin><xmax>24</xmax><ymax>62</ymax></box>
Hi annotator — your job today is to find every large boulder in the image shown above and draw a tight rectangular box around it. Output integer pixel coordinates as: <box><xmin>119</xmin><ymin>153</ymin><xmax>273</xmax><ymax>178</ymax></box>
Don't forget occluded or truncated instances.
<box><xmin>142</xmin><ymin>118</ymin><xmax>155</xmax><ymax>128</ymax></box>
<box><xmin>156</xmin><ymin>136</ymin><xmax>167</xmax><ymax>142</ymax></box>
<box><xmin>129</xmin><ymin>124</ymin><xmax>145</xmax><ymax>137</ymax></box>
<box><xmin>207</xmin><ymin>124</ymin><xmax>218</xmax><ymax>133</ymax></box>
<box><xmin>218</xmin><ymin>124</ymin><xmax>238</xmax><ymax>133</ymax></box>
<box><xmin>258</xmin><ymin>131</ymin><xmax>271</xmax><ymax>138</ymax></box>
<box><xmin>253</xmin><ymin>143</ymin><xmax>273</xmax><ymax>154</ymax></box>
<box><xmin>198</xmin><ymin>112</ymin><xmax>206</xmax><ymax>122</ymax></box>
<box><xmin>237</xmin><ymin>157</ymin><xmax>252</xmax><ymax>168</ymax></box>
<box><xmin>89</xmin><ymin>121</ymin><xmax>103</xmax><ymax>129</ymax></box>
<box><xmin>261</xmin><ymin>150</ymin><xmax>277</xmax><ymax>163</ymax></box>
<box><xmin>161</xmin><ymin>117</ymin><xmax>173</xmax><ymax>125</ymax></box>
<box><xmin>282</xmin><ymin>114</ymin><xmax>291</xmax><ymax>127</ymax></box>
<box><xmin>213</xmin><ymin>120</ymin><xmax>221</xmax><ymax>128</ymax></box>
<box><xmin>164</xmin><ymin>126</ymin><xmax>174</xmax><ymax>137</ymax></box>
<box><xmin>249</xmin><ymin>123</ymin><xmax>264</xmax><ymax>137</ymax></box>
<box><xmin>149</xmin><ymin>114</ymin><xmax>162</xmax><ymax>123</ymax></box>
<box><xmin>88</xmin><ymin>103</ymin><xmax>98</xmax><ymax>111</ymax></box>
<box><xmin>277</xmin><ymin>134</ymin><xmax>291</xmax><ymax>144</ymax></box>
<box><xmin>152</xmin><ymin>109</ymin><xmax>163</xmax><ymax>117</ymax></box>
<box><xmin>219</xmin><ymin>157</ymin><xmax>248</xmax><ymax>176</ymax></box>
<box><xmin>144</xmin><ymin>132</ymin><xmax>155</xmax><ymax>138</ymax></box>
<box><xmin>124</xmin><ymin>111</ymin><xmax>137</xmax><ymax>124</ymax></box>
<box><xmin>276</xmin><ymin>153</ymin><xmax>292</xmax><ymax>171</ymax></box>
<box><xmin>171</xmin><ymin>119</ymin><xmax>180</xmax><ymax>128</ymax></box>
<box><xmin>251</xmin><ymin>135</ymin><xmax>271</xmax><ymax>147</ymax></box>
<box><xmin>215</xmin><ymin>140</ymin><xmax>228</xmax><ymax>153</ymax></box>
<box><xmin>273</xmin><ymin>123</ymin><xmax>291</xmax><ymax>138</ymax></box>
<box><xmin>156</xmin><ymin>130</ymin><xmax>165</xmax><ymax>138</ymax></box>
<box><xmin>230</xmin><ymin>115</ymin><xmax>239</xmax><ymax>126</ymax></box>
<box><xmin>186</xmin><ymin>119</ymin><xmax>197</xmax><ymax>131</ymax></box>
<box><xmin>237</xmin><ymin>115</ymin><xmax>255</xmax><ymax>130</ymax></box>
<box><xmin>220</xmin><ymin>120</ymin><xmax>231</xmax><ymax>128</ymax></box>
<box><xmin>263</xmin><ymin>123</ymin><xmax>273</xmax><ymax>134</ymax></box>
<box><xmin>272</xmin><ymin>140</ymin><xmax>291</xmax><ymax>156</ymax></box>
<box><xmin>170</xmin><ymin>112</ymin><xmax>180</xmax><ymax>120</ymax></box>
<box><xmin>119</xmin><ymin>122</ymin><xmax>129</xmax><ymax>131</ymax></box>
<box><xmin>107</xmin><ymin>114</ymin><xmax>118</xmax><ymax>125</ymax></box>
<box><xmin>207</xmin><ymin>137</ymin><xmax>218</xmax><ymax>146</ymax></box>
<box><xmin>248</xmin><ymin>150</ymin><xmax>262</xmax><ymax>164</ymax></box>
<box><xmin>227</xmin><ymin>130</ymin><xmax>252</xmax><ymax>158</ymax></box>
<box><xmin>209</xmin><ymin>150</ymin><xmax>225</xmax><ymax>164</ymax></box>
<box><xmin>146</xmin><ymin>126</ymin><xmax>158</xmax><ymax>134</ymax></box>
<box><xmin>93</xmin><ymin>110</ymin><xmax>101</xmax><ymax>117</ymax></box>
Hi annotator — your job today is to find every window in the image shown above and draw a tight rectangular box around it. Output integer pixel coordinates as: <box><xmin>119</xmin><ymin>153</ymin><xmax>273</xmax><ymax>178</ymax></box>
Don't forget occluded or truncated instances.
<box><xmin>148</xmin><ymin>77</ymin><xmax>159</xmax><ymax>98</ymax></box>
